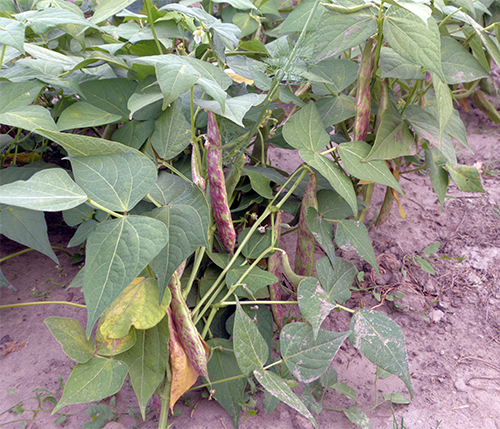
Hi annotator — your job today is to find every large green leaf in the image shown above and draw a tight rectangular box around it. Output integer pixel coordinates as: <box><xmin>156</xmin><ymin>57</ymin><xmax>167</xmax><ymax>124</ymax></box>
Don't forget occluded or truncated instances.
<box><xmin>0</xmin><ymin>169</ymin><xmax>87</xmax><ymax>212</ymax></box>
<box><xmin>128</xmin><ymin>77</ymin><xmax>164</xmax><ymax>120</ymax></box>
<box><xmin>306</xmin><ymin>207</ymin><xmax>336</xmax><ymax>263</ymax></box>
<box><xmin>0</xmin><ymin>105</ymin><xmax>58</xmax><ymax>132</ymax></box>
<box><xmin>53</xmin><ymin>357</ymin><xmax>128</xmax><ymax>412</ymax></box>
<box><xmin>16</xmin><ymin>8</ymin><xmax>99</xmax><ymax>33</ymax></box>
<box><xmin>343</xmin><ymin>405</ymin><xmax>370</xmax><ymax>429</ymax></box>
<box><xmin>84</xmin><ymin>215</ymin><xmax>168</xmax><ymax>335</ymax></box>
<box><xmin>147</xmin><ymin>173</ymin><xmax>209</xmax><ymax>298</ymax></box>
<box><xmin>317</xmin><ymin>189</ymin><xmax>357</xmax><ymax>221</ymax></box>
<box><xmin>99</xmin><ymin>277</ymin><xmax>171</xmax><ymax>339</ymax></box>
<box><xmin>80</xmin><ymin>78</ymin><xmax>138</xmax><ymax>120</ymax></box>
<box><xmin>44</xmin><ymin>317</ymin><xmax>94</xmax><ymax>364</ymax></box>
<box><xmin>237</xmin><ymin>227</ymin><xmax>274</xmax><ymax>259</ymax></box>
<box><xmin>335</xmin><ymin>220</ymin><xmax>379</xmax><ymax>274</ymax></box>
<box><xmin>379</xmin><ymin>47</ymin><xmax>425</xmax><ymax>80</ymax></box>
<box><xmin>299</xmin><ymin>149</ymin><xmax>358</xmax><ymax>215</ymax></box>
<box><xmin>254</xmin><ymin>369</ymin><xmax>317</xmax><ymax>428</ymax></box>
<box><xmin>279</xmin><ymin>0</ymin><xmax>324</xmax><ymax>34</ymax></box>
<box><xmin>0</xmin><ymin>206</ymin><xmax>58</xmax><ymax>263</ymax></box>
<box><xmin>281</xmin><ymin>322</ymin><xmax>350</xmax><ymax>383</ymax></box>
<box><xmin>226</xmin><ymin>265</ymin><xmax>277</xmax><ymax>298</ymax></box>
<box><xmin>155</xmin><ymin>60</ymin><xmax>200</xmax><ymax>108</ymax></box>
<box><xmin>445</xmin><ymin>164</ymin><xmax>485</xmax><ymax>193</ymax></box>
<box><xmin>150</xmin><ymin>99</ymin><xmax>191</xmax><ymax>160</ymax></box>
<box><xmin>431</xmin><ymin>73</ymin><xmax>453</xmax><ymax>141</ymax></box>
<box><xmin>466</xmin><ymin>15</ymin><xmax>500</xmax><ymax>70</ymax></box>
<box><xmin>243</xmin><ymin>168</ymin><xmax>274</xmax><ymax>199</ymax></box>
<box><xmin>441</xmin><ymin>36</ymin><xmax>489</xmax><ymax>84</ymax></box>
<box><xmin>69</xmin><ymin>152</ymin><xmax>157</xmax><ymax>213</ymax></box>
<box><xmin>206</xmin><ymin>338</ymin><xmax>247</xmax><ymax>429</ymax></box>
<box><xmin>298</xmin><ymin>257</ymin><xmax>355</xmax><ymax>337</ymax></box>
<box><xmin>283</xmin><ymin>102</ymin><xmax>330</xmax><ymax>152</ymax></box>
<box><xmin>215</xmin><ymin>0</ymin><xmax>256</xmax><ymax>10</ymax></box>
<box><xmin>314</xmin><ymin>8</ymin><xmax>377</xmax><ymax>62</ymax></box>
<box><xmin>0</xmin><ymin>80</ymin><xmax>44</xmax><ymax>113</ymax></box>
<box><xmin>338</xmin><ymin>142</ymin><xmax>404</xmax><ymax>195</ymax></box>
<box><xmin>349</xmin><ymin>309</ymin><xmax>413</xmax><ymax>398</ymax></box>
<box><xmin>383</xmin><ymin>7</ymin><xmax>444</xmax><ymax>80</ymax></box>
<box><xmin>57</xmin><ymin>102</ymin><xmax>122</xmax><ymax>131</ymax></box>
<box><xmin>0</xmin><ymin>17</ymin><xmax>25</xmax><ymax>53</ymax></box>
<box><xmin>112</xmin><ymin>120</ymin><xmax>155</xmax><ymax>150</ymax></box>
<box><xmin>35</xmin><ymin>129</ymin><xmax>138</xmax><ymax>156</ymax></box>
<box><xmin>119</xmin><ymin>316</ymin><xmax>170</xmax><ymax>419</ymax></box>
<box><xmin>233</xmin><ymin>300</ymin><xmax>269</xmax><ymax>376</ymax></box>
<box><xmin>364</xmin><ymin>103</ymin><xmax>415</xmax><ymax>161</ymax></box>
<box><xmin>424</xmin><ymin>149</ymin><xmax>449</xmax><ymax>211</ymax></box>
<box><xmin>316</xmin><ymin>94</ymin><xmax>356</xmax><ymax>127</ymax></box>
<box><xmin>90</xmin><ymin>0</ymin><xmax>138</xmax><ymax>23</ymax></box>
<box><xmin>309</xmin><ymin>58</ymin><xmax>359</xmax><ymax>94</ymax></box>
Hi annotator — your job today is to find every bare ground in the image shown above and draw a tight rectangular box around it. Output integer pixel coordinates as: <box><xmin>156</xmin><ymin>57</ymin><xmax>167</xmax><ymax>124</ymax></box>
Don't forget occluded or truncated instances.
<box><xmin>1</xmin><ymin>93</ymin><xmax>500</xmax><ymax>429</ymax></box>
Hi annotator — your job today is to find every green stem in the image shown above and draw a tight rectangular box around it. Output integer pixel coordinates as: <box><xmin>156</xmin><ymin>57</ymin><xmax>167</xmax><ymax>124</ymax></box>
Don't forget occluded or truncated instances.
<box><xmin>87</xmin><ymin>199</ymin><xmax>124</xmax><ymax>218</ymax></box>
<box><xmin>453</xmin><ymin>80</ymin><xmax>480</xmax><ymax>99</ymax></box>
<box><xmin>101</xmin><ymin>124</ymin><xmax>117</xmax><ymax>140</ymax></box>
<box><xmin>146</xmin><ymin>193</ymin><xmax>163</xmax><ymax>208</ymax></box>
<box><xmin>218</xmin><ymin>300</ymin><xmax>298</xmax><ymax>307</ymax></box>
<box><xmin>144</xmin><ymin>0</ymin><xmax>165</xmax><ymax>55</ymax></box>
<box><xmin>438</xmin><ymin>6</ymin><xmax>463</xmax><ymax>29</ymax></box>
<box><xmin>160</xmin><ymin>161</ymin><xmax>192</xmax><ymax>183</ymax></box>
<box><xmin>401</xmin><ymin>80</ymin><xmax>421</xmax><ymax>114</ymax></box>
<box><xmin>192</xmin><ymin>167</ymin><xmax>308</xmax><ymax>325</ymax></box>
<box><xmin>319</xmin><ymin>147</ymin><xmax>337</xmax><ymax>156</ymax></box>
<box><xmin>182</xmin><ymin>246</ymin><xmax>206</xmax><ymax>300</ymax></box>
<box><xmin>0</xmin><ymin>301</ymin><xmax>86</xmax><ymax>310</ymax></box>
<box><xmin>0</xmin><ymin>44</ymin><xmax>5</xmax><ymax>67</ymax></box>
<box><xmin>158</xmin><ymin>364</ymin><xmax>172</xmax><ymax>429</ymax></box>
<box><xmin>372</xmin><ymin>2</ymin><xmax>385</xmax><ymax>80</ymax></box>
<box><xmin>357</xmin><ymin>182</ymin><xmax>375</xmax><ymax>222</ymax></box>
<box><xmin>0</xmin><ymin>247</ymin><xmax>72</xmax><ymax>263</ymax></box>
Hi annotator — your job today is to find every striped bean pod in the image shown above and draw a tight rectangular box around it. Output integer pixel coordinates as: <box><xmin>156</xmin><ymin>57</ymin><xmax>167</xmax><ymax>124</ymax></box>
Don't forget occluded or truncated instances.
<box><xmin>294</xmin><ymin>173</ymin><xmax>318</xmax><ymax>278</ymax></box>
<box><xmin>206</xmin><ymin>112</ymin><xmax>237</xmax><ymax>253</ymax></box>
<box><xmin>168</xmin><ymin>261</ymin><xmax>209</xmax><ymax>378</ymax></box>
<box><xmin>375</xmin><ymin>78</ymin><xmax>388</xmax><ymax>134</ymax></box>
<box><xmin>268</xmin><ymin>210</ymin><xmax>284</xmax><ymax>328</ymax></box>
<box><xmin>354</xmin><ymin>39</ymin><xmax>374</xmax><ymax>142</ymax></box>
<box><xmin>191</xmin><ymin>140</ymin><xmax>206</xmax><ymax>192</ymax></box>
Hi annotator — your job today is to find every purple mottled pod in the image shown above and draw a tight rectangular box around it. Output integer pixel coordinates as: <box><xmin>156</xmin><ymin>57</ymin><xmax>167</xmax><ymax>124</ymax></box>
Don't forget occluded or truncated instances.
<box><xmin>294</xmin><ymin>173</ymin><xmax>318</xmax><ymax>278</ymax></box>
<box><xmin>168</xmin><ymin>261</ymin><xmax>209</xmax><ymax>378</ymax></box>
<box><xmin>206</xmin><ymin>112</ymin><xmax>237</xmax><ymax>253</ymax></box>
<box><xmin>191</xmin><ymin>141</ymin><xmax>206</xmax><ymax>192</ymax></box>
<box><xmin>268</xmin><ymin>210</ymin><xmax>284</xmax><ymax>328</ymax></box>
<box><xmin>354</xmin><ymin>39</ymin><xmax>374</xmax><ymax>142</ymax></box>
<box><xmin>375</xmin><ymin>78</ymin><xmax>388</xmax><ymax>134</ymax></box>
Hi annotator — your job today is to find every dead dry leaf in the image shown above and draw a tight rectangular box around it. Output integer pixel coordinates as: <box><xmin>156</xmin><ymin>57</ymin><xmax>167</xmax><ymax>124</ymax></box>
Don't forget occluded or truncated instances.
<box><xmin>2</xmin><ymin>340</ymin><xmax>26</xmax><ymax>356</ymax></box>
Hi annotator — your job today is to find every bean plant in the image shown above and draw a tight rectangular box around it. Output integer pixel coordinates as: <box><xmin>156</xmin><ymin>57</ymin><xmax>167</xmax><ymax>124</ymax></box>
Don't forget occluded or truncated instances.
<box><xmin>0</xmin><ymin>0</ymin><xmax>496</xmax><ymax>427</ymax></box>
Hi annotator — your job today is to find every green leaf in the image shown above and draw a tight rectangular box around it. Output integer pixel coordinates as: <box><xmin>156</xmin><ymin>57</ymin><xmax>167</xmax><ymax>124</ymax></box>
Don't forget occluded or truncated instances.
<box><xmin>335</xmin><ymin>220</ymin><xmax>379</xmax><ymax>274</ymax></box>
<box><xmin>0</xmin><ymin>81</ymin><xmax>44</xmax><ymax>113</ymax></box>
<box><xmin>299</xmin><ymin>149</ymin><xmax>358</xmax><ymax>215</ymax></box>
<box><xmin>0</xmin><ymin>17</ymin><xmax>25</xmax><ymax>53</ymax></box>
<box><xmin>319</xmin><ymin>365</ymin><xmax>338</xmax><ymax>388</ymax></box>
<box><xmin>233</xmin><ymin>13</ymin><xmax>260</xmax><ymax>38</ymax></box>
<box><xmin>0</xmin><ymin>105</ymin><xmax>58</xmax><ymax>132</ymax></box>
<box><xmin>317</xmin><ymin>189</ymin><xmax>356</xmax><ymax>221</ymax></box>
<box><xmin>214</xmin><ymin>0</ymin><xmax>257</xmax><ymax>9</ymax></box>
<box><xmin>147</xmin><ymin>173</ymin><xmax>209</xmax><ymax>297</ymax></box>
<box><xmin>128</xmin><ymin>77</ymin><xmax>163</xmax><ymax>120</ymax></box>
<box><xmin>150</xmin><ymin>99</ymin><xmax>191</xmax><ymax>160</ymax></box>
<box><xmin>95</xmin><ymin>324</ymin><xmax>136</xmax><ymax>357</ymax></box>
<box><xmin>112</xmin><ymin>120</ymin><xmax>155</xmax><ymax>150</ymax></box>
<box><xmin>283</xmin><ymin>102</ymin><xmax>330</xmax><ymax>152</ymax></box>
<box><xmin>383</xmin><ymin>7</ymin><xmax>444</xmax><ymax>80</ymax></box>
<box><xmin>69</xmin><ymin>152</ymin><xmax>157</xmax><ymax>213</ymax></box>
<box><xmin>316</xmin><ymin>95</ymin><xmax>356</xmax><ymax>127</ymax></box>
<box><xmin>195</xmin><ymin>93</ymin><xmax>266</xmax><ymax>126</ymax></box>
<box><xmin>338</xmin><ymin>141</ymin><xmax>403</xmax><ymax>194</ymax></box>
<box><xmin>80</xmin><ymin>78</ymin><xmax>137</xmax><ymax>121</ymax></box>
<box><xmin>305</xmin><ymin>206</ymin><xmax>336</xmax><ymax>262</ymax></box>
<box><xmin>310</xmin><ymin>58</ymin><xmax>359</xmax><ymax>93</ymax></box>
<box><xmin>424</xmin><ymin>149</ymin><xmax>449</xmax><ymax>210</ymax></box>
<box><xmin>364</xmin><ymin>103</ymin><xmax>415</xmax><ymax>161</ymax></box>
<box><xmin>349</xmin><ymin>309</ymin><xmax>413</xmax><ymax>398</ymax></box>
<box><xmin>99</xmin><ymin>277</ymin><xmax>171</xmax><ymax>339</ymax></box>
<box><xmin>415</xmin><ymin>256</ymin><xmax>434</xmax><ymax>274</ymax></box>
<box><xmin>380</xmin><ymin>47</ymin><xmax>425</xmax><ymax>80</ymax></box>
<box><xmin>254</xmin><ymin>369</ymin><xmax>317</xmax><ymax>428</ymax></box>
<box><xmin>445</xmin><ymin>164</ymin><xmax>485</xmax><ymax>193</ymax></box>
<box><xmin>35</xmin><ymin>129</ymin><xmax>139</xmax><ymax>156</ymax></box>
<box><xmin>155</xmin><ymin>59</ymin><xmax>200</xmax><ymax>108</ymax></box>
<box><xmin>233</xmin><ymin>300</ymin><xmax>269</xmax><ymax>376</ymax></box>
<box><xmin>119</xmin><ymin>316</ymin><xmax>169</xmax><ymax>419</ymax></box>
<box><xmin>431</xmin><ymin>73</ymin><xmax>453</xmax><ymax>142</ymax></box>
<box><xmin>281</xmin><ymin>322</ymin><xmax>349</xmax><ymax>383</ymax></box>
<box><xmin>57</xmin><ymin>102</ymin><xmax>122</xmax><ymax>131</ymax></box>
<box><xmin>226</xmin><ymin>265</ymin><xmax>277</xmax><ymax>298</ymax></box>
<box><xmin>237</xmin><ymin>227</ymin><xmax>274</xmax><ymax>259</ymax></box>
<box><xmin>343</xmin><ymin>404</ymin><xmax>370</xmax><ymax>429</ymax></box>
<box><xmin>316</xmin><ymin>256</ymin><xmax>356</xmax><ymax>305</ymax></box>
<box><xmin>243</xmin><ymin>168</ymin><xmax>274</xmax><ymax>199</ymax></box>
<box><xmin>441</xmin><ymin>36</ymin><xmax>489</xmax><ymax>84</ymax></box>
<box><xmin>279</xmin><ymin>0</ymin><xmax>324</xmax><ymax>34</ymax></box>
<box><xmin>333</xmin><ymin>382</ymin><xmax>356</xmax><ymax>400</ymax></box>
<box><xmin>423</xmin><ymin>241</ymin><xmax>439</xmax><ymax>257</ymax></box>
<box><xmin>206</xmin><ymin>338</ymin><xmax>247</xmax><ymax>429</ymax></box>
<box><xmin>383</xmin><ymin>392</ymin><xmax>411</xmax><ymax>404</ymax></box>
<box><xmin>0</xmin><ymin>169</ymin><xmax>87</xmax><ymax>212</ymax></box>
<box><xmin>90</xmin><ymin>0</ymin><xmax>138</xmax><ymax>23</ymax></box>
<box><xmin>314</xmin><ymin>8</ymin><xmax>377</xmax><ymax>62</ymax></box>
<box><xmin>84</xmin><ymin>216</ymin><xmax>169</xmax><ymax>336</ymax></box>
<box><xmin>0</xmin><ymin>206</ymin><xmax>58</xmax><ymax>263</ymax></box>
<box><xmin>44</xmin><ymin>317</ymin><xmax>94</xmax><ymax>364</ymax></box>
<box><xmin>466</xmin><ymin>16</ymin><xmax>500</xmax><ymax>70</ymax></box>
<box><xmin>53</xmin><ymin>357</ymin><xmax>128</xmax><ymax>413</ymax></box>
<box><xmin>0</xmin><ymin>268</ymin><xmax>11</xmax><ymax>288</ymax></box>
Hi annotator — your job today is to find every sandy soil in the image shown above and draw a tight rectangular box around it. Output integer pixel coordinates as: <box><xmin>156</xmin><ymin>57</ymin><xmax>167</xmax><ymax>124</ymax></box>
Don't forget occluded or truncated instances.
<box><xmin>1</xmin><ymin>91</ymin><xmax>500</xmax><ymax>429</ymax></box>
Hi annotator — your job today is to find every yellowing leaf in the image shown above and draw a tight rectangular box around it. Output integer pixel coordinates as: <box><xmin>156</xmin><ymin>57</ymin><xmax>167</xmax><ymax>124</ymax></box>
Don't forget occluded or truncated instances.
<box><xmin>225</xmin><ymin>70</ymin><xmax>254</xmax><ymax>85</ymax></box>
<box><xmin>392</xmin><ymin>189</ymin><xmax>406</xmax><ymax>219</ymax></box>
<box><xmin>95</xmin><ymin>320</ymin><xmax>136</xmax><ymax>357</ymax></box>
<box><xmin>100</xmin><ymin>277</ymin><xmax>171</xmax><ymax>339</ymax></box>
<box><xmin>168</xmin><ymin>308</ymin><xmax>200</xmax><ymax>411</ymax></box>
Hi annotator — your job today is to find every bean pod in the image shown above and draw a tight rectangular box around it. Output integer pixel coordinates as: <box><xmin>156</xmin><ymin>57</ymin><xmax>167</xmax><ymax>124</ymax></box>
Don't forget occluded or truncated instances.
<box><xmin>206</xmin><ymin>112</ymin><xmax>237</xmax><ymax>253</ymax></box>
<box><xmin>354</xmin><ymin>39</ymin><xmax>374</xmax><ymax>142</ymax></box>
<box><xmin>191</xmin><ymin>140</ymin><xmax>206</xmax><ymax>192</ymax></box>
<box><xmin>268</xmin><ymin>210</ymin><xmax>284</xmax><ymax>328</ymax></box>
